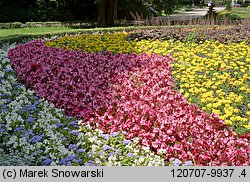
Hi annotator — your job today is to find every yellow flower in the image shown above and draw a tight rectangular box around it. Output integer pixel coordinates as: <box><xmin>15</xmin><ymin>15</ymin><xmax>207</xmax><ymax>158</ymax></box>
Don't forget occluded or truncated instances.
<box><xmin>246</xmin><ymin>111</ymin><xmax>250</xmax><ymax>116</ymax></box>
<box><xmin>225</xmin><ymin>120</ymin><xmax>233</xmax><ymax>125</ymax></box>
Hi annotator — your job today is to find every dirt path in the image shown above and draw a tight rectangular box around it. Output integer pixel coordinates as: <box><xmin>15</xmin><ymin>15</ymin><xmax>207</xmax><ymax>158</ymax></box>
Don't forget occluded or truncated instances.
<box><xmin>152</xmin><ymin>7</ymin><xmax>225</xmax><ymax>22</ymax></box>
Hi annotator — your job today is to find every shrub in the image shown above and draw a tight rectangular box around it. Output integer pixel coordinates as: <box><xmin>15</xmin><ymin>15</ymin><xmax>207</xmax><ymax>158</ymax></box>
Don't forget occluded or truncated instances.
<box><xmin>0</xmin><ymin>8</ymin><xmax>74</xmax><ymax>23</ymax></box>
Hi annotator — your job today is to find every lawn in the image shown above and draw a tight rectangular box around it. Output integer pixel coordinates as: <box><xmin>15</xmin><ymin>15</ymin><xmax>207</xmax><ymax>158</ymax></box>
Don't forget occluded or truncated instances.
<box><xmin>219</xmin><ymin>7</ymin><xmax>250</xmax><ymax>19</ymax></box>
<box><xmin>0</xmin><ymin>27</ymin><xmax>81</xmax><ymax>41</ymax></box>
<box><xmin>231</xmin><ymin>7</ymin><xmax>250</xmax><ymax>19</ymax></box>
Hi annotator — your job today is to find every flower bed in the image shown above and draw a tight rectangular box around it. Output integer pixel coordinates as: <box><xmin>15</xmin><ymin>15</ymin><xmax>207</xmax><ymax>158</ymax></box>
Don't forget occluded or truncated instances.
<box><xmin>0</xmin><ymin>46</ymin><xmax>167</xmax><ymax>166</ymax></box>
<box><xmin>6</xmin><ymin>33</ymin><xmax>250</xmax><ymax>165</ymax></box>
<box><xmin>46</xmin><ymin>32</ymin><xmax>250</xmax><ymax>132</ymax></box>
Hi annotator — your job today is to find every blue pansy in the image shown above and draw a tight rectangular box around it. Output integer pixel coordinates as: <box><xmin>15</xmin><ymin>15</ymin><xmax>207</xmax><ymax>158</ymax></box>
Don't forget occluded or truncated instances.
<box><xmin>59</xmin><ymin>159</ymin><xmax>67</xmax><ymax>165</ymax></box>
<box><xmin>78</xmin><ymin>148</ymin><xmax>85</xmax><ymax>153</ymax></box>
<box><xmin>21</xmin><ymin>130</ymin><xmax>34</xmax><ymax>138</ymax></box>
<box><xmin>42</xmin><ymin>158</ymin><xmax>52</xmax><ymax>166</ymax></box>
<box><xmin>69</xmin><ymin>130</ymin><xmax>79</xmax><ymax>135</ymax></box>
<box><xmin>85</xmin><ymin>161</ymin><xmax>96</xmax><ymax>166</ymax></box>
<box><xmin>27</xmin><ymin>117</ymin><xmax>35</xmax><ymax>123</ymax></box>
<box><xmin>41</xmin><ymin>156</ymin><xmax>48</xmax><ymax>159</ymax></box>
<box><xmin>32</xmin><ymin>151</ymin><xmax>38</xmax><ymax>156</ymax></box>
<box><xmin>173</xmin><ymin>159</ymin><xmax>182</xmax><ymax>166</ymax></box>
<box><xmin>114</xmin><ymin>150</ymin><xmax>119</xmax><ymax>156</ymax></box>
<box><xmin>73</xmin><ymin>158</ymin><xmax>82</xmax><ymax>163</ymax></box>
<box><xmin>104</xmin><ymin>135</ymin><xmax>110</xmax><ymax>140</ymax></box>
<box><xmin>99</xmin><ymin>134</ymin><xmax>109</xmax><ymax>140</ymax></box>
<box><xmin>66</xmin><ymin>116</ymin><xmax>73</xmax><ymax>120</ymax></box>
<box><xmin>0</xmin><ymin>108</ymin><xmax>7</xmax><ymax>113</ymax></box>
<box><xmin>29</xmin><ymin>104</ymin><xmax>37</xmax><ymax>110</ymax></box>
<box><xmin>68</xmin><ymin>144</ymin><xmax>78</xmax><ymax>150</ymax></box>
<box><xmin>33</xmin><ymin>101</ymin><xmax>40</xmax><ymax>105</ymax></box>
<box><xmin>184</xmin><ymin>161</ymin><xmax>193</xmax><ymax>166</ymax></box>
<box><xmin>6</xmin><ymin>98</ymin><xmax>12</xmax><ymax>103</ymax></box>
<box><xmin>112</xmin><ymin>132</ymin><xmax>119</xmax><ymax>137</ymax></box>
<box><xmin>102</xmin><ymin>145</ymin><xmax>112</xmax><ymax>151</ymax></box>
<box><xmin>14</xmin><ymin>127</ymin><xmax>25</xmax><ymax>132</ymax></box>
<box><xmin>60</xmin><ymin>137</ymin><xmax>67</xmax><ymax>141</ymax></box>
<box><xmin>65</xmin><ymin>155</ymin><xmax>74</xmax><ymax>161</ymax></box>
<box><xmin>68</xmin><ymin>121</ymin><xmax>77</xmax><ymax>126</ymax></box>
<box><xmin>55</xmin><ymin>123</ymin><xmax>63</xmax><ymax>128</ymax></box>
<box><xmin>28</xmin><ymin>134</ymin><xmax>44</xmax><ymax>143</ymax></box>
<box><xmin>123</xmin><ymin>139</ymin><xmax>132</xmax><ymax>145</ymax></box>
<box><xmin>126</xmin><ymin>153</ymin><xmax>134</xmax><ymax>157</ymax></box>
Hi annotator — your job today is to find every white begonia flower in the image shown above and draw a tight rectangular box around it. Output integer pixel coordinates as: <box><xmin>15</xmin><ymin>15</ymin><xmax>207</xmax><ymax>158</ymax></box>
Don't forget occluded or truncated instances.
<box><xmin>132</xmin><ymin>137</ymin><xmax>139</xmax><ymax>143</ymax></box>
<box><xmin>133</xmin><ymin>149</ymin><xmax>139</xmax><ymax>154</ymax></box>
<box><xmin>96</xmin><ymin>140</ymin><xmax>103</xmax><ymax>146</ymax></box>
<box><xmin>89</xmin><ymin>136</ymin><xmax>98</xmax><ymax>143</ymax></box>
<box><xmin>92</xmin><ymin>144</ymin><xmax>99</xmax><ymax>152</ymax></box>
<box><xmin>95</xmin><ymin>158</ymin><xmax>101</xmax><ymax>164</ymax></box>
<box><xmin>5</xmin><ymin>64</ymin><xmax>12</xmax><ymax>70</ymax></box>
<box><xmin>57</xmin><ymin>146</ymin><xmax>68</xmax><ymax>156</ymax></box>
<box><xmin>142</xmin><ymin>146</ymin><xmax>150</xmax><ymax>152</ymax></box>
<box><xmin>138</xmin><ymin>156</ymin><xmax>145</xmax><ymax>164</ymax></box>
<box><xmin>124</xmin><ymin>145</ymin><xmax>133</xmax><ymax>149</ymax></box>
<box><xmin>158</xmin><ymin>148</ymin><xmax>167</xmax><ymax>154</ymax></box>
<box><xmin>50</xmin><ymin>162</ymin><xmax>57</xmax><ymax>166</ymax></box>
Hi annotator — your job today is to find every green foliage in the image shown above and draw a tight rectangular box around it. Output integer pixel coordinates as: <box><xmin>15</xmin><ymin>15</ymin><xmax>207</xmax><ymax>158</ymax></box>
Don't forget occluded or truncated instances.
<box><xmin>226</xmin><ymin>13</ymin><xmax>242</xmax><ymax>20</ymax></box>
<box><xmin>0</xmin><ymin>149</ymin><xmax>37</xmax><ymax>166</ymax></box>
<box><xmin>183</xmin><ymin>32</ymin><xmax>196</xmax><ymax>42</ymax></box>
<box><xmin>226</xmin><ymin>1</ymin><xmax>232</xmax><ymax>11</ymax></box>
<box><xmin>142</xmin><ymin>0</ymin><xmax>178</xmax><ymax>15</ymax></box>
<box><xmin>0</xmin><ymin>7</ymin><xmax>74</xmax><ymax>23</ymax></box>
<box><xmin>118</xmin><ymin>0</ymin><xmax>149</xmax><ymax>19</ymax></box>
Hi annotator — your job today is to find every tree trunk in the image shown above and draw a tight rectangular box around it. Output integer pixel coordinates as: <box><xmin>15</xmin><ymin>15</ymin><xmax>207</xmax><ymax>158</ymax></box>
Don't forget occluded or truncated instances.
<box><xmin>97</xmin><ymin>0</ymin><xmax>116</xmax><ymax>27</ymax></box>
<box><xmin>98</xmin><ymin>0</ymin><xmax>106</xmax><ymax>26</ymax></box>
<box><xmin>107</xmin><ymin>0</ymin><xmax>115</xmax><ymax>26</ymax></box>
<box><xmin>114</xmin><ymin>0</ymin><xmax>118</xmax><ymax>20</ymax></box>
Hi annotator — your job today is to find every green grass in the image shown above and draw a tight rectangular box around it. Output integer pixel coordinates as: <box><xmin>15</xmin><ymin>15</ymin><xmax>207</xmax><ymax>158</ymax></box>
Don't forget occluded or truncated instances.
<box><xmin>229</xmin><ymin>7</ymin><xmax>250</xmax><ymax>18</ymax></box>
<box><xmin>0</xmin><ymin>26</ymin><xmax>131</xmax><ymax>43</ymax></box>
<box><xmin>232</xmin><ymin>7</ymin><xmax>250</xmax><ymax>18</ymax></box>
<box><xmin>0</xmin><ymin>27</ymin><xmax>78</xmax><ymax>39</ymax></box>
<box><xmin>0</xmin><ymin>25</ymin><xmax>227</xmax><ymax>44</ymax></box>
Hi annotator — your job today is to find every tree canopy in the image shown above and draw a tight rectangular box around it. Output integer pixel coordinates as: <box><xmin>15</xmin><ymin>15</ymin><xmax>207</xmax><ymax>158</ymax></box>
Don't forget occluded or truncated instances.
<box><xmin>0</xmin><ymin>0</ymin><xmax>217</xmax><ymax>26</ymax></box>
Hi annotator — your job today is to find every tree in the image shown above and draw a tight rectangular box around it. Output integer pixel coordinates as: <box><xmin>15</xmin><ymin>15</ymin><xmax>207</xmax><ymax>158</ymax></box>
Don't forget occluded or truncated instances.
<box><xmin>96</xmin><ymin>0</ymin><xmax>177</xmax><ymax>26</ymax></box>
<box><xmin>96</xmin><ymin>0</ymin><xmax>117</xmax><ymax>26</ymax></box>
